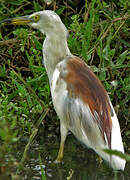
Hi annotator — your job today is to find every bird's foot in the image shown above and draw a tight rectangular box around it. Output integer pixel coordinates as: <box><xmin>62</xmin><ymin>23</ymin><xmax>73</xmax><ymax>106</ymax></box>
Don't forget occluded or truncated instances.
<box><xmin>54</xmin><ymin>157</ymin><xmax>63</xmax><ymax>164</ymax></box>
<box><xmin>97</xmin><ymin>156</ymin><xmax>103</xmax><ymax>166</ymax></box>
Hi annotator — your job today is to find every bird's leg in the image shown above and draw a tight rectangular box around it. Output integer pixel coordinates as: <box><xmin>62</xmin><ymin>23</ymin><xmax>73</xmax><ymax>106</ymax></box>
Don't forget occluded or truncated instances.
<box><xmin>55</xmin><ymin>123</ymin><xmax>68</xmax><ymax>163</ymax></box>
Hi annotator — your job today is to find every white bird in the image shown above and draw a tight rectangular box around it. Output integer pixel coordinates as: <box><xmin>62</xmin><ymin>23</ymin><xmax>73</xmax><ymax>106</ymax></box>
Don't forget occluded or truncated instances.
<box><xmin>3</xmin><ymin>10</ymin><xmax>126</xmax><ymax>170</ymax></box>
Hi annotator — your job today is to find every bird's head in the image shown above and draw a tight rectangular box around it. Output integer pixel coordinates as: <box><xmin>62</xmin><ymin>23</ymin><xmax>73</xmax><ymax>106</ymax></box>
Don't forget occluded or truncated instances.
<box><xmin>1</xmin><ymin>10</ymin><xmax>68</xmax><ymax>38</ymax></box>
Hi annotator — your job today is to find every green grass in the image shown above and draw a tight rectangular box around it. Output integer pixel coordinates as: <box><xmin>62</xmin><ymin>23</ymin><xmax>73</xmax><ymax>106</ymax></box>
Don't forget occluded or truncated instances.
<box><xmin>0</xmin><ymin>0</ymin><xmax>130</xmax><ymax>178</ymax></box>
<box><xmin>39</xmin><ymin>153</ymin><xmax>46</xmax><ymax>180</ymax></box>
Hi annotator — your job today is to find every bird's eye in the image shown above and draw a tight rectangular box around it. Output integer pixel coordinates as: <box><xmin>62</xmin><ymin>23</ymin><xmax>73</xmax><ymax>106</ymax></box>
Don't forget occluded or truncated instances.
<box><xmin>33</xmin><ymin>15</ymin><xmax>40</xmax><ymax>22</ymax></box>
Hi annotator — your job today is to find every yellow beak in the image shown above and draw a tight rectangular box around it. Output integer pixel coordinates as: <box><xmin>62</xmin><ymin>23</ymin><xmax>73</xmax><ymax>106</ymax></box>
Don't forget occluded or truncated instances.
<box><xmin>1</xmin><ymin>16</ymin><xmax>33</xmax><ymax>26</ymax></box>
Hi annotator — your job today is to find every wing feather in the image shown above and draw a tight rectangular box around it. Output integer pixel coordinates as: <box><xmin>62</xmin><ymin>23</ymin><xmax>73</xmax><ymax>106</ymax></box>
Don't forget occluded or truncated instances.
<box><xmin>63</xmin><ymin>96</ymin><xmax>107</xmax><ymax>148</ymax></box>
<box><xmin>64</xmin><ymin>56</ymin><xmax>112</xmax><ymax>147</ymax></box>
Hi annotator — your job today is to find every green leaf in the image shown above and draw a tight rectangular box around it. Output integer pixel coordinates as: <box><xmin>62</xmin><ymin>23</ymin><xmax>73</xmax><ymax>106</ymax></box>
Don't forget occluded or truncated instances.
<box><xmin>8</xmin><ymin>0</ymin><xmax>25</xmax><ymax>5</ymax></box>
<box><xmin>103</xmin><ymin>149</ymin><xmax>130</xmax><ymax>161</ymax></box>
<box><xmin>20</xmin><ymin>46</ymin><xmax>25</xmax><ymax>52</ymax></box>
<box><xmin>32</xmin><ymin>35</ymin><xmax>42</xmax><ymax>50</ymax></box>
<box><xmin>116</xmin><ymin>50</ymin><xmax>128</xmax><ymax>65</ymax></box>
<box><xmin>0</xmin><ymin>32</ymin><xmax>2</xmax><ymax>40</ymax></box>
<box><xmin>8</xmin><ymin>48</ymin><xmax>13</xmax><ymax>56</ymax></box>
<box><xmin>56</xmin><ymin>6</ymin><xmax>66</xmax><ymax>15</ymax></box>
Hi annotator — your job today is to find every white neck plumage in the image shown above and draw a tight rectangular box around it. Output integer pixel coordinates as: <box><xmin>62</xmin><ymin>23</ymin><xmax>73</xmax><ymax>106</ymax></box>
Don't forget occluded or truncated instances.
<box><xmin>43</xmin><ymin>35</ymin><xmax>71</xmax><ymax>83</ymax></box>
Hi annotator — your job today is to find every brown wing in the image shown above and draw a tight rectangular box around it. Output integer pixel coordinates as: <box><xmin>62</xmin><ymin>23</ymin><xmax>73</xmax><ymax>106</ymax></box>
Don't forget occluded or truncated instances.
<box><xmin>64</xmin><ymin>56</ymin><xmax>113</xmax><ymax>148</ymax></box>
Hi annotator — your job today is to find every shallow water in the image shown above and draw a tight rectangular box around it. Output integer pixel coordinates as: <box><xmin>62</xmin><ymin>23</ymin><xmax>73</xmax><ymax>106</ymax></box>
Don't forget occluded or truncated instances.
<box><xmin>1</xmin><ymin>126</ymin><xmax>130</xmax><ymax>180</ymax></box>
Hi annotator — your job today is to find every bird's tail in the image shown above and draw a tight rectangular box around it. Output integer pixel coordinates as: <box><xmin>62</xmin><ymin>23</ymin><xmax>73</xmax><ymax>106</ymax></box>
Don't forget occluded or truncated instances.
<box><xmin>95</xmin><ymin>105</ymin><xmax>126</xmax><ymax>170</ymax></box>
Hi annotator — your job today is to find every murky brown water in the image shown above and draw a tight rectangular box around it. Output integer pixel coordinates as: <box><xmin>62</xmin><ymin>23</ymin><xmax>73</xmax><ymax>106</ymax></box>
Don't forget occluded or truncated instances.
<box><xmin>0</xmin><ymin>126</ymin><xmax>130</xmax><ymax>180</ymax></box>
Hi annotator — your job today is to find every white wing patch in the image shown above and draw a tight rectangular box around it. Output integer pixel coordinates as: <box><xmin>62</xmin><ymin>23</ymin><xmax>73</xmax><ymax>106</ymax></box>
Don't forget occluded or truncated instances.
<box><xmin>51</xmin><ymin>68</ymin><xmax>60</xmax><ymax>99</ymax></box>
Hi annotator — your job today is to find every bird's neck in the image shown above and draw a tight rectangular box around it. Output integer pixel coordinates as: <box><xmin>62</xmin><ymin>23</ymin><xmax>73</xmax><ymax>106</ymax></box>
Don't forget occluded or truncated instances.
<box><xmin>43</xmin><ymin>35</ymin><xmax>71</xmax><ymax>83</ymax></box>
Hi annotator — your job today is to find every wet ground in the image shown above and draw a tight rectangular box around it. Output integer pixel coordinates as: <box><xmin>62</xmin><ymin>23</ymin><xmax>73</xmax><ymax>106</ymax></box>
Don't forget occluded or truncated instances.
<box><xmin>0</xmin><ymin>125</ymin><xmax>130</xmax><ymax>180</ymax></box>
